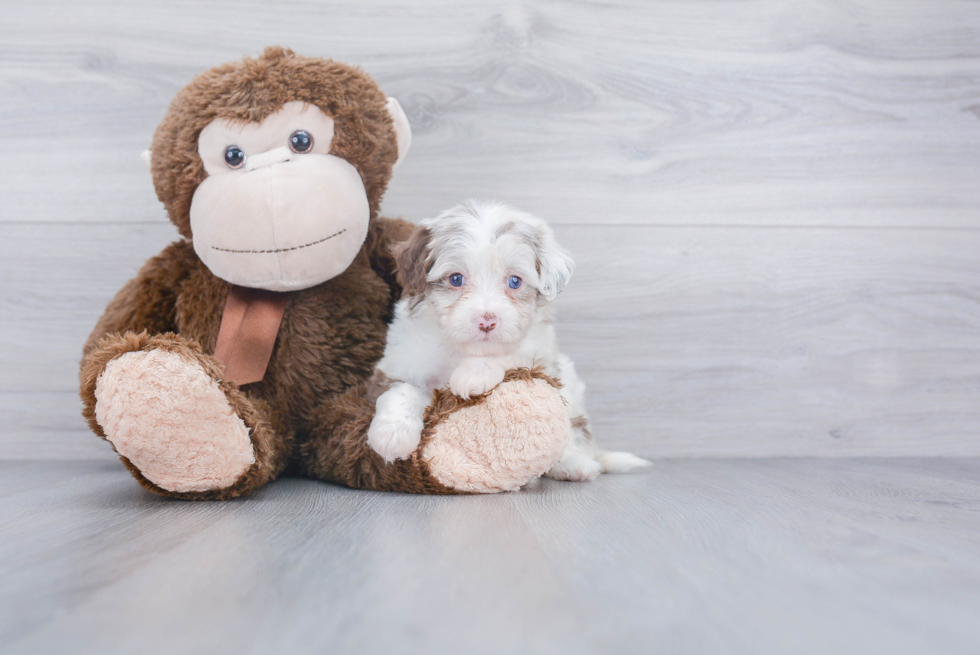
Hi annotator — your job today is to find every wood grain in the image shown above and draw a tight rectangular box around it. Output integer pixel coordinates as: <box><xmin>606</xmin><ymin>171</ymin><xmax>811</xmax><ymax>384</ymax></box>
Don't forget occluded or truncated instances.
<box><xmin>1</xmin><ymin>2</ymin><xmax>979</xmax><ymax>455</ymax></box>
<box><xmin>2</xmin><ymin>459</ymin><xmax>979</xmax><ymax>654</ymax></box>
<box><xmin>0</xmin><ymin>0</ymin><xmax>978</xmax><ymax>227</ymax></box>
<box><xmin>3</xmin><ymin>222</ymin><xmax>980</xmax><ymax>458</ymax></box>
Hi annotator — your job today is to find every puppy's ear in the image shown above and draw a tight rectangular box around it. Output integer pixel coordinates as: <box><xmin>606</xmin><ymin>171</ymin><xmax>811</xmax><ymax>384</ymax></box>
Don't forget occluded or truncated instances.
<box><xmin>533</xmin><ymin>224</ymin><xmax>575</xmax><ymax>301</ymax></box>
<box><xmin>392</xmin><ymin>225</ymin><xmax>432</xmax><ymax>297</ymax></box>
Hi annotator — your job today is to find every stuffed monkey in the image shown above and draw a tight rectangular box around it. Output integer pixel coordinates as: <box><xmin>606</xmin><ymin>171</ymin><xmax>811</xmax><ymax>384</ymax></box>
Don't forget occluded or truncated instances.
<box><xmin>79</xmin><ymin>47</ymin><xmax>569</xmax><ymax>499</ymax></box>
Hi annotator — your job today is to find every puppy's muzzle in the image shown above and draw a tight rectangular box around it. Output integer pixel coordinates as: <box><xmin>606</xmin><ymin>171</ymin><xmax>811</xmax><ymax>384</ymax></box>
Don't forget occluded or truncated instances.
<box><xmin>478</xmin><ymin>313</ymin><xmax>497</xmax><ymax>334</ymax></box>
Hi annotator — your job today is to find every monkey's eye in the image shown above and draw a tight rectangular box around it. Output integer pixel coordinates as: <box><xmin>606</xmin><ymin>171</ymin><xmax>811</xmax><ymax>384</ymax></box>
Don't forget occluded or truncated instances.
<box><xmin>508</xmin><ymin>276</ymin><xmax>522</xmax><ymax>289</ymax></box>
<box><xmin>224</xmin><ymin>146</ymin><xmax>246</xmax><ymax>169</ymax></box>
<box><xmin>289</xmin><ymin>130</ymin><xmax>313</xmax><ymax>154</ymax></box>
<box><xmin>449</xmin><ymin>273</ymin><xmax>465</xmax><ymax>287</ymax></box>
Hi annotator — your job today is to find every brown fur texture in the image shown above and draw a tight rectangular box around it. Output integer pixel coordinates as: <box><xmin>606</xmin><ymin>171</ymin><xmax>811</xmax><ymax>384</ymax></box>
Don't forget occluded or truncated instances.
<box><xmin>392</xmin><ymin>224</ymin><xmax>432</xmax><ymax>296</ymax></box>
<box><xmin>80</xmin><ymin>48</ymin><xmax>570</xmax><ymax>499</ymax></box>
<box><xmin>80</xmin><ymin>48</ymin><xmax>415</xmax><ymax>499</ymax></box>
<box><xmin>297</xmin><ymin>382</ymin><xmax>457</xmax><ymax>494</ymax></box>
<box><xmin>151</xmin><ymin>46</ymin><xmax>399</xmax><ymax>239</ymax></box>
<box><xmin>297</xmin><ymin>368</ymin><xmax>561</xmax><ymax>494</ymax></box>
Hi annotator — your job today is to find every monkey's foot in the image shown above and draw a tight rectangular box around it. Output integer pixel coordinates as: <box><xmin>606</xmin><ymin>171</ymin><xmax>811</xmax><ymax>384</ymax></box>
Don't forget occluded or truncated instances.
<box><xmin>94</xmin><ymin>349</ymin><xmax>255</xmax><ymax>493</ymax></box>
<box><xmin>421</xmin><ymin>370</ymin><xmax>571</xmax><ymax>493</ymax></box>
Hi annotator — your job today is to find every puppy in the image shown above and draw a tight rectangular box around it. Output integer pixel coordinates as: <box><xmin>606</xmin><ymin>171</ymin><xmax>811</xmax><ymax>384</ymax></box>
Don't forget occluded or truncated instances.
<box><xmin>367</xmin><ymin>200</ymin><xmax>650</xmax><ymax>481</ymax></box>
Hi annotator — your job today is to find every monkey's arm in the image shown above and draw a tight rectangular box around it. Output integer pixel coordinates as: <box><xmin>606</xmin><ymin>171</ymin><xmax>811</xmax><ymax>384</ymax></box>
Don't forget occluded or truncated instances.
<box><xmin>364</xmin><ymin>215</ymin><xmax>416</xmax><ymax>304</ymax></box>
<box><xmin>298</xmin><ymin>368</ymin><xmax>571</xmax><ymax>494</ymax></box>
<box><xmin>82</xmin><ymin>240</ymin><xmax>198</xmax><ymax>356</ymax></box>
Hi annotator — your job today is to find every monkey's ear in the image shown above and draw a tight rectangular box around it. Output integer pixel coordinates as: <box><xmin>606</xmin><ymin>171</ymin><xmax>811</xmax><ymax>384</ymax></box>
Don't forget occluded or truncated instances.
<box><xmin>392</xmin><ymin>225</ymin><xmax>431</xmax><ymax>297</ymax></box>
<box><xmin>140</xmin><ymin>149</ymin><xmax>152</xmax><ymax>172</ymax></box>
<box><xmin>386</xmin><ymin>97</ymin><xmax>412</xmax><ymax>169</ymax></box>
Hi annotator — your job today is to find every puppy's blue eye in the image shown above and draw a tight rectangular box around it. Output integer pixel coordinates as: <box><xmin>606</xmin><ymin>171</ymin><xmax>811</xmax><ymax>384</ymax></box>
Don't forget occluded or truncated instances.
<box><xmin>508</xmin><ymin>276</ymin><xmax>522</xmax><ymax>289</ymax></box>
<box><xmin>449</xmin><ymin>273</ymin><xmax>464</xmax><ymax>287</ymax></box>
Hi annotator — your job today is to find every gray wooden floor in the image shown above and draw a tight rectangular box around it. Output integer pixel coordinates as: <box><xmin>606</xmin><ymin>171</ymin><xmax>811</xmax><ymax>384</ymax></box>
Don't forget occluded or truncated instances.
<box><xmin>1</xmin><ymin>458</ymin><xmax>978</xmax><ymax>655</ymax></box>
<box><xmin>2</xmin><ymin>1</ymin><xmax>980</xmax><ymax>653</ymax></box>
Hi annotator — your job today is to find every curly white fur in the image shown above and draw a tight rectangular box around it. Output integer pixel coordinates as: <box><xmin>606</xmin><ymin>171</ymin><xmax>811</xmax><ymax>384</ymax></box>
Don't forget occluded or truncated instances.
<box><xmin>367</xmin><ymin>200</ymin><xmax>650</xmax><ymax>481</ymax></box>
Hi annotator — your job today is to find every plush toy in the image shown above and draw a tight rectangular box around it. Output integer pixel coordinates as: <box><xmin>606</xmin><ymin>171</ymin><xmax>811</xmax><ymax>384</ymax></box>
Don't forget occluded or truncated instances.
<box><xmin>79</xmin><ymin>47</ymin><xmax>569</xmax><ymax>499</ymax></box>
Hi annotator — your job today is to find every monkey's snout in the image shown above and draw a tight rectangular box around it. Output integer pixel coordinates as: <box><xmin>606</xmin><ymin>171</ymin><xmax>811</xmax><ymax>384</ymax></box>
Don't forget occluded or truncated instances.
<box><xmin>244</xmin><ymin>146</ymin><xmax>294</xmax><ymax>172</ymax></box>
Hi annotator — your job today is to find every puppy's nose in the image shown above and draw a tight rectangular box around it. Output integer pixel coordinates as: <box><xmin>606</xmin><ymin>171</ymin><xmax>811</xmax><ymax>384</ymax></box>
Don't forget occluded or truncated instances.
<box><xmin>478</xmin><ymin>313</ymin><xmax>497</xmax><ymax>333</ymax></box>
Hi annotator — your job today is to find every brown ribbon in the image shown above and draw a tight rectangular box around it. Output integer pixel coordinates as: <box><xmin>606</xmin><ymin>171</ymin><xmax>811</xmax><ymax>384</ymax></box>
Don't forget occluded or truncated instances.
<box><xmin>213</xmin><ymin>286</ymin><xmax>289</xmax><ymax>385</ymax></box>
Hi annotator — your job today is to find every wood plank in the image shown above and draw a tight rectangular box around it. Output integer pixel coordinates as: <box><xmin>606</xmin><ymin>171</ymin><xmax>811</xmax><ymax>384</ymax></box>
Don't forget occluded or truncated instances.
<box><xmin>557</xmin><ymin>224</ymin><xmax>980</xmax><ymax>457</ymax></box>
<box><xmin>3</xmin><ymin>222</ymin><xmax>979</xmax><ymax>458</ymax></box>
<box><xmin>0</xmin><ymin>393</ymin><xmax>113</xmax><ymax>461</ymax></box>
<box><xmin>1</xmin><ymin>459</ymin><xmax>979</xmax><ymax>654</ymax></box>
<box><xmin>1</xmin><ymin>0</ymin><xmax>978</xmax><ymax>227</ymax></box>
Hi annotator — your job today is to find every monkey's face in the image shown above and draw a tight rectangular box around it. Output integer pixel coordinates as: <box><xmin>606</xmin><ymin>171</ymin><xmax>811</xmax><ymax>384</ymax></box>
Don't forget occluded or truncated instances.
<box><xmin>189</xmin><ymin>101</ymin><xmax>371</xmax><ymax>292</ymax></box>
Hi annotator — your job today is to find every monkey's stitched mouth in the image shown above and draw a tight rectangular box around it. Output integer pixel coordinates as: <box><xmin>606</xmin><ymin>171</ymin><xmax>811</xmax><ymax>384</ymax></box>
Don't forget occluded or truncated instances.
<box><xmin>211</xmin><ymin>228</ymin><xmax>347</xmax><ymax>254</ymax></box>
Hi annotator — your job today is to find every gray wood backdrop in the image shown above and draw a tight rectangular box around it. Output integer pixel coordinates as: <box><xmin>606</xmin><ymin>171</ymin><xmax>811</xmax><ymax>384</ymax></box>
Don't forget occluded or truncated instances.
<box><xmin>2</xmin><ymin>0</ymin><xmax>979</xmax><ymax>460</ymax></box>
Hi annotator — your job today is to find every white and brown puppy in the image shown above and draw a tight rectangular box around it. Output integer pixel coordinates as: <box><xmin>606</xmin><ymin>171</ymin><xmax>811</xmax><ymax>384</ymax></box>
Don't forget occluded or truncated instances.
<box><xmin>367</xmin><ymin>200</ymin><xmax>650</xmax><ymax>481</ymax></box>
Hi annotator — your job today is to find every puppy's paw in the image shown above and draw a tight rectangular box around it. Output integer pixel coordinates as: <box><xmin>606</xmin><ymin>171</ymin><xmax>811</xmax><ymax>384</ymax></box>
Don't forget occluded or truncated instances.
<box><xmin>367</xmin><ymin>414</ymin><xmax>424</xmax><ymax>463</ymax></box>
<box><xmin>449</xmin><ymin>359</ymin><xmax>506</xmax><ymax>400</ymax></box>
<box><xmin>547</xmin><ymin>451</ymin><xmax>602</xmax><ymax>482</ymax></box>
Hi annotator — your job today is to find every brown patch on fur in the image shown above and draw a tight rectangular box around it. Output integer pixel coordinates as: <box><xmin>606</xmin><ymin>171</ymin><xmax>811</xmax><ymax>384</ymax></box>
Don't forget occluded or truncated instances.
<box><xmin>570</xmin><ymin>415</ymin><xmax>593</xmax><ymax>440</ymax></box>
<box><xmin>392</xmin><ymin>224</ymin><xmax>432</xmax><ymax>297</ymax></box>
<box><xmin>494</xmin><ymin>221</ymin><xmax>516</xmax><ymax>238</ymax></box>
<box><xmin>150</xmin><ymin>46</ymin><xmax>400</xmax><ymax>238</ymax></box>
<box><xmin>297</xmin><ymin>367</ymin><xmax>560</xmax><ymax>494</ymax></box>
<box><xmin>364</xmin><ymin>369</ymin><xmax>395</xmax><ymax>404</ymax></box>
<box><xmin>364</xmin><ymin>215</ymin><xmax>415</xmax><ymax>307</ymax></box>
